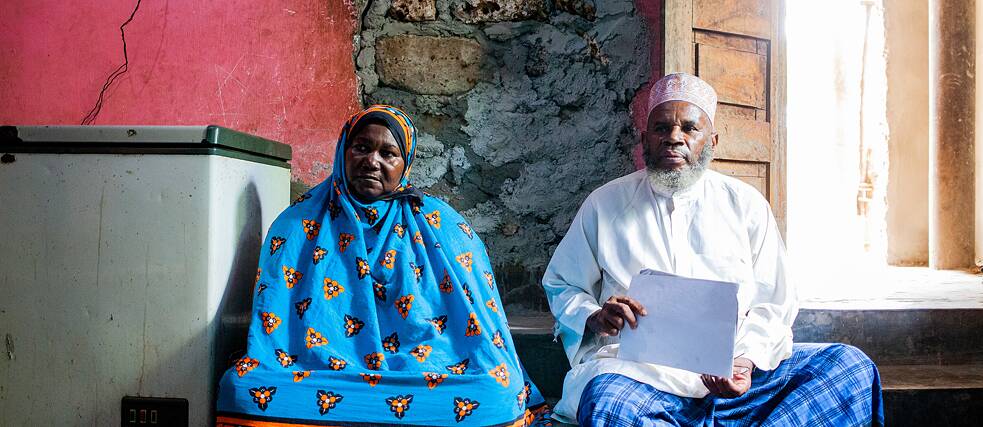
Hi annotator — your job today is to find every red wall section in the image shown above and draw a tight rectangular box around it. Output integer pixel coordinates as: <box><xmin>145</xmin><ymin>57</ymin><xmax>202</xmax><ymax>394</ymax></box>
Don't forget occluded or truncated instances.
<box><xmin>0</xmin><ymin>0</ymin><xmax>360</xmax><ymax>185</ymax></box>
<box><xmin>631</xmin><ymin>0</ymin><xmax>664</xmax><ymax>170</ymax></box>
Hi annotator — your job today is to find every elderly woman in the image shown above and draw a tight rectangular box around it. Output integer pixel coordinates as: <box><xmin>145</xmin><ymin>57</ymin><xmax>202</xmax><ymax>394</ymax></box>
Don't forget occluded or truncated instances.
<box><xmin>216</xmin><ymin>105</ymin><xmax>549</xmax><ymax>426</ymax></box>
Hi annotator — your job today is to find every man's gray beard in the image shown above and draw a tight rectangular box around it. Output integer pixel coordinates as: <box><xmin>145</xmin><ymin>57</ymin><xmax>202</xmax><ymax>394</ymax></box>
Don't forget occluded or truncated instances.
<box><xmin>646</xmin><ymin>143</ymin><xmax>715</xmax><ymax>193</ymax></box>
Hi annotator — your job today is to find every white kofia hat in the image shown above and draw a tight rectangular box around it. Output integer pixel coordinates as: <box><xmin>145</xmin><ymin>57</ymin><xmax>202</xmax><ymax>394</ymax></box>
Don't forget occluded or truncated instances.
<box><xmin>647</xmin><ymin>73</ymin><xmax>718</xmax><ymax>124</ymax></box>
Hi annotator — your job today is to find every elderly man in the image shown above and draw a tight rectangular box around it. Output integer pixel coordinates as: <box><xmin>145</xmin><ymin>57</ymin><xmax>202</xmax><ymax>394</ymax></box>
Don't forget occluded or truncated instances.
<box><xmin>542</xmin><ymin>73</ymin><xmax>883</xmax><ymax>426</ymax></box>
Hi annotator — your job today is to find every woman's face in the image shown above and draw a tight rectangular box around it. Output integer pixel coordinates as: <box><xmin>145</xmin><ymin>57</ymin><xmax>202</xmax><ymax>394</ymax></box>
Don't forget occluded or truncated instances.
<box><xmin>344</xmin><ymin>123</ymin><xmax>406</xmax><ymax>202</ymax></box>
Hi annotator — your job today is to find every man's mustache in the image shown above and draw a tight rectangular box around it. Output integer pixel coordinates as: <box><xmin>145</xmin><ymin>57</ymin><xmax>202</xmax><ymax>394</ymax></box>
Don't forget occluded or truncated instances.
<box><xmin>663</xmin><ymin>147</ymin><xmax>690</xmax><ymax>156</ymax></box>
<box><xmin>644</xmin><ymin>146</ymin><xmax>692</xmax><ymax>159</ymax></box>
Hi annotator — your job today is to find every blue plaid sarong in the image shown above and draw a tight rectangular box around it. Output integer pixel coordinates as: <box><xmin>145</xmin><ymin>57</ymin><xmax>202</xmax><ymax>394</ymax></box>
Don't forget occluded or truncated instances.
<box><xmin>578</xmin><ymin>343</ymin><xmax>884</xmax><ymax>426</ymax></box>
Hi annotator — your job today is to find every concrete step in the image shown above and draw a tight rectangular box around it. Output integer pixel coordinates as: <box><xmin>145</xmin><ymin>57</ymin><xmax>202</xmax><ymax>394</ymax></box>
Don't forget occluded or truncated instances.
<box><xmin>794</xmin><ymin>309</ymin><xmax>983</xmax><ymax>365</ymax></box>
<box><xmin>509</xmin><ymin>311</ymin><xmax>983</xmax><ymax>425</ymax></box>
<box><xmin>511</xmin><ymin>306</ymin><xmax>983</xmax><ymax>367</ymax></box>
<box><xmin>881</xmin><ymin>365</ymin><xmax>983</xmax><ymax>426</ymax></box>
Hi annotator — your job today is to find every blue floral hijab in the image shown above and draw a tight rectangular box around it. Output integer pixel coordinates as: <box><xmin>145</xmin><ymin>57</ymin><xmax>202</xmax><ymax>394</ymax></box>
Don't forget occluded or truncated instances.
<box><xmin>216</xmin><ymin>105</ymin><xmax>549</xmax><ymax>426</ymax></box>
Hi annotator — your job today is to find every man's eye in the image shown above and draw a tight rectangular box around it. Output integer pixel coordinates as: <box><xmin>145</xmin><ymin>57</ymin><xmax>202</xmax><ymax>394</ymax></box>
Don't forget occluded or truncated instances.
<box><xmin>382</xmin><ymin>151</ymin><xmax>399</xmax><ymax>159</ymax></box>
<box><xmin>684</xmin><ymin>126</ymin><xmax>699</xmax><ymax>133</ymax></box>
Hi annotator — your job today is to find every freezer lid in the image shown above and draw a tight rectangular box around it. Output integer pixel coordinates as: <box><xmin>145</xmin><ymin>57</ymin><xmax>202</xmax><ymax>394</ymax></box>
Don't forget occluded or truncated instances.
<box><xmin>0</xmin><ymin>125</ymin><xmax>292</xmax><ymax>167</ymax></box>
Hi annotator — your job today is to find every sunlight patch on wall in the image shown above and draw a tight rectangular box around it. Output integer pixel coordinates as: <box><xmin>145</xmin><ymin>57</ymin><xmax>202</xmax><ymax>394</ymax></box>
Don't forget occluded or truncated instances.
<box><xmin>786</xmin><ymin>0</ymin><xmax>889</xmax><ymax>298</ymax></box>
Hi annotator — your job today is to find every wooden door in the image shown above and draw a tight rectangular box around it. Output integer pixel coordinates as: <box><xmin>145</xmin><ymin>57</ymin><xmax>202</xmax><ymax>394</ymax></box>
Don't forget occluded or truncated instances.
<box><xmin>663</xmin><ymin>0</ymin><xmax>787</xmax><ymax>233</ymax></box>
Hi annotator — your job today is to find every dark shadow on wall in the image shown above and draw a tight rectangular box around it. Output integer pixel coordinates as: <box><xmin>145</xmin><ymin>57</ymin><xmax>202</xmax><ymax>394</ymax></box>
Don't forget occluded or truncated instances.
<box><xmin>211</xmin><ymin>181</ymin><xmax>263</xmax><ymax>417</ymax></box>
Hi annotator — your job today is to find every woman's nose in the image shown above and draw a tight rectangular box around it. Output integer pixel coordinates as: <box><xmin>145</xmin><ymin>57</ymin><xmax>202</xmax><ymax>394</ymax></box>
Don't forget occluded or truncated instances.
<box><xmin>362</xmin><ymin>152</ymin><xmax>382</xmax><ymax>170</ymax></box>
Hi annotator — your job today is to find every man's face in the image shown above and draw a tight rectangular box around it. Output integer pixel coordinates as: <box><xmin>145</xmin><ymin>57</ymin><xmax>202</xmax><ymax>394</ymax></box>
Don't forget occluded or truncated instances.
<box><xmin>642</xmin><ymin>100</ymin><xmax>717</xmax><ymax>171</ymax></box>
<box><xmin>344</xmin><ymin>123</ymin><xmax>406</xmax><ymax>202</ymax></box>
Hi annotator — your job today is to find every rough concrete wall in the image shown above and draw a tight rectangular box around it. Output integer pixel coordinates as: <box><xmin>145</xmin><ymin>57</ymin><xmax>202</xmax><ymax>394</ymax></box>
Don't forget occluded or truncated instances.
<box><xmin>884</xmin><ymin>0</ymin><xmax>930</xmax><ymax>265</ymax></box>
<box><xmin>355</xmin><ymin>0</ymin><xmax>651</xmax><ymax>309</ymax></box>
<box><xmin>0</xmin><ymin>0</ymin><xmax>361</xmax><ymax>186</ymax></box>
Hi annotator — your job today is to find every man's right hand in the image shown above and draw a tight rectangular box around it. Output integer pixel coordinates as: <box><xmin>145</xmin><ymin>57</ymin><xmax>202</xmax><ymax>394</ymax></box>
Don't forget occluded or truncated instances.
<box><xmin>586</xmin><ymin>295</ymin><xmax>648</xmax><ymax>336</ymax></box>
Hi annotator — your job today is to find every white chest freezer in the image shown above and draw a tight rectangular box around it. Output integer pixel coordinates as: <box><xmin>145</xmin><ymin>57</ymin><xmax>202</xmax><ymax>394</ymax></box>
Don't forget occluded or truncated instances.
<box><xmin>0</xmin><ymin>125</ymin><xmax>292</xmax><ymax>426</ymax></box>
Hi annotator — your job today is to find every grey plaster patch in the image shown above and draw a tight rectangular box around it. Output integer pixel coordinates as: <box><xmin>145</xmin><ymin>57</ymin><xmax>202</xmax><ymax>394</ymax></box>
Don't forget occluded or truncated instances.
<box><xmin>460</xmin><ymin>200</ymin><xmax>504</xmax><ymax>234</ymax></box>
<box><xmin>482</xmin><ymin>22</ymin><xmax>542</xmax><ymax>41</ymax></box>
<box><xmin>463</xmin><ymin>81</ymin><xmax>560</xmax><ymax>167</ymax></box>
<box><xmin>415</xmin><ymin>131</ymin><xmax>445</xmax><ymax>157</ymax></box>
<box><xmin>594</xmin><ymin>0</ymin><xmax>636</xmax><ymax>17</ymax></box>
<box><xmin>448</xmin><ymin>146</ymin><xmax>471</xmax><ymax>184</ymax></box>
<box><xmin>356</xmin><ymin>45</ymin><xmax>380</xmax><ymax>94</ymax></box>
<box><xmin>413</xmin><ymin>95</ymin><xmax>456</xmax><ymax>115</ymax></box>
<box><xmin>411</xmin><ymin>157</ymin><xmax>449</xmax><ymax>188</ymax></box>
<box><xmin>411</xmin><ymin>132</ymin><xmax>449</xmax><ymax>188</ymax></box>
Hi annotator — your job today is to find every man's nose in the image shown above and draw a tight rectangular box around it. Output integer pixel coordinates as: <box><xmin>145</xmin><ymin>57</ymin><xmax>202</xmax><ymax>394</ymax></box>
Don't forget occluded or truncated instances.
<box><xmin>664</xmin><ymin>126</ymin><xmax>685</xmax><ymax>145</ymax></box>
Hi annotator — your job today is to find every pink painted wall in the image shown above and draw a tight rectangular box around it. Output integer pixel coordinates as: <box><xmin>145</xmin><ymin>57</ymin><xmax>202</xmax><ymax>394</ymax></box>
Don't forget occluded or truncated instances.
<box><xmin>0</xmin><ymin>0</ymin><xmax>361</xmax><ymax>185</ymax></box>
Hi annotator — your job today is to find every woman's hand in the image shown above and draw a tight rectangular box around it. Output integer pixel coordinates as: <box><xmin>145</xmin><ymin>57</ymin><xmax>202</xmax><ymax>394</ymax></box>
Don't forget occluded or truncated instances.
<box><xmin>585</xmin><ymin>296</ymin><xmax>648</xmax><ymax>336</ymax></box>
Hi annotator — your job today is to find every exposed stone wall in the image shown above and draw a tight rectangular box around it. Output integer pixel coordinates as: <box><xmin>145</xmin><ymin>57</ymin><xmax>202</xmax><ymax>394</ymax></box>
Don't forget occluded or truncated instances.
<box><xmin>355</xmin><ymin>0</ymin><xmax>651</xmax><ymax>310</ymax></box>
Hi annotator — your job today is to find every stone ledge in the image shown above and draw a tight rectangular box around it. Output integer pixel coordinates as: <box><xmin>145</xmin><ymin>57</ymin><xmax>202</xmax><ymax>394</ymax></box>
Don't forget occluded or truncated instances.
<box><xmin>798</xmin><ymin>266</ymin><xmax>983</xmax><ymax>310</ymax></box>
<box><xmin>880</xmin><ymin>364</ymin><xmax>983</xmax><ymax>390</ymax></box>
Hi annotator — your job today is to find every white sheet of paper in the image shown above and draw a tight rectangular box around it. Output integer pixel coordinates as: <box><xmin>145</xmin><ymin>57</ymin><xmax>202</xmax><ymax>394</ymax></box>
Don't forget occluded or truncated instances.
<box><xmin>617</xmin><ymin>269</ymin><xmax>739</xmax><ymax>377</ymax></box>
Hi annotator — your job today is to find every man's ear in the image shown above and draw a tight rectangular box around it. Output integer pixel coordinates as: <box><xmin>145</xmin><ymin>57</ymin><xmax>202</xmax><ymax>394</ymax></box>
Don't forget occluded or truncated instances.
<box><xmin>711</xmin><ymin>131</ymin><xmax>719</xmax><ymax>148</ymax></box>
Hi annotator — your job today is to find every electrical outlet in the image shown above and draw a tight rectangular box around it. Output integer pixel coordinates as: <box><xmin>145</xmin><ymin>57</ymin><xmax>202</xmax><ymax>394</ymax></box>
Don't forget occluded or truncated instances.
<box><xmin>121</xmin><ymin>396</ymin><xmax>189</xmax><ymax>426</ymax></box>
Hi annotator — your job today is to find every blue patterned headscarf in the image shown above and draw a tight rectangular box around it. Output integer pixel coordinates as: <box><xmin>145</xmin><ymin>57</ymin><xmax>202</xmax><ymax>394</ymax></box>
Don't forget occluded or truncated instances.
<box><xmin>216</xmin><ymin>105</ymin><xmax>549</xmax><ymax>426</ymax></box>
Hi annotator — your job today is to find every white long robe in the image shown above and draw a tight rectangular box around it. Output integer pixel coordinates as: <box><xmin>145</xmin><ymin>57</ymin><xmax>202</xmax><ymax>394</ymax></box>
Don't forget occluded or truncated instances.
<box><xmin>542</xmin><ymin>169</ymin><xmax>797</xmax><ymax>423</ymax></box>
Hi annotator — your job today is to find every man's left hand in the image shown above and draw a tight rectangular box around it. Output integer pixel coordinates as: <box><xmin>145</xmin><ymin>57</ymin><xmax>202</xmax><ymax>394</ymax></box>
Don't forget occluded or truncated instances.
<box><xmin>701</xmin><ymin>357</ymin><xmax>754</xmax><ymax>398</ymax></box>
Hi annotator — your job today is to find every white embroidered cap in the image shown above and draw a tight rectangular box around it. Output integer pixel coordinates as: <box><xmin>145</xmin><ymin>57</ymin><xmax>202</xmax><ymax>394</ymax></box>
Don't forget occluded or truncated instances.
<box><xmin>647</xmin><ymin>73</ymin><xmax>718</xmax><ymax>125</ymax></box>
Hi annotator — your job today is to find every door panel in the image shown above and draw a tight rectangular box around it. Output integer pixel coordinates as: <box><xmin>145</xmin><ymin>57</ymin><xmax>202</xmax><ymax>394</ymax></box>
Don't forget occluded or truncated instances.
<box><xmin>713</xmin><ymin>115</ymin><xmax>771</xmax><ymax>162</ymax></box>
<box><xmin>716</xmin><ymin>103</ymin><xmax>759</xmax><ymax>121</ymax></box>
<box><xmin>711</xmin><ymin>160</ymin><xmax>769</xmax><ymax>198</ymax></box>
<box><xmin>693</xmin><ymin>0</ymin><xmax>772</xmax><ymax>39</ymax></box>
<box><xmin>663</xmin><ymin>0</ymin><xmax>786</xmax><ymax>232</ymax></box>
<box><xmin>697</xmin><ymin>44</ymin><xmax>768</xmax><ymax>108</ymax></box>
<box><xmin>694</xmin><ymin>31</ymin><xmax>758</xmax><ymax>54</ymax></box>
